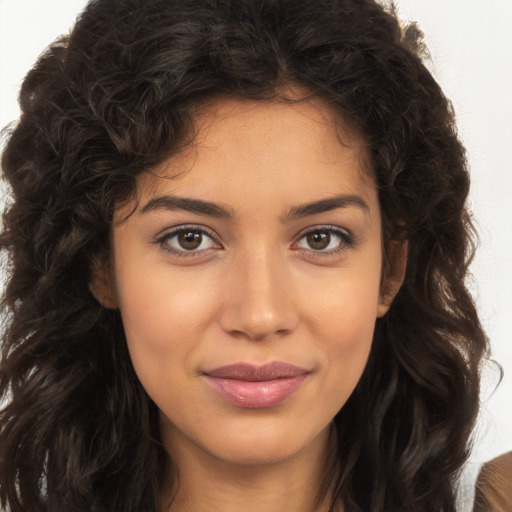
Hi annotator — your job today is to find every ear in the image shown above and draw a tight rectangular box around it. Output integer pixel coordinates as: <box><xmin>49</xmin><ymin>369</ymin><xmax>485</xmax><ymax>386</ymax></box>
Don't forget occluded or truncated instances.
<box><xmin>377</xmin><ymin>240</ymin><xmax>408</xmax><ymax>317</ymax></box>
<box><xmin>89</xmin><ymin>254</ymin><xmax>118</xmax><ymax>309</ymax></box>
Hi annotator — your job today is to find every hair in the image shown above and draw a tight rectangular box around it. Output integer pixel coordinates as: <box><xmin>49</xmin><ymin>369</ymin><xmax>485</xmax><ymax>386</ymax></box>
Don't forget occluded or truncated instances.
<box><xmin>0</xmin><ymin>0</ymin><xmax>488</xmax><ymax>511</ymax></box>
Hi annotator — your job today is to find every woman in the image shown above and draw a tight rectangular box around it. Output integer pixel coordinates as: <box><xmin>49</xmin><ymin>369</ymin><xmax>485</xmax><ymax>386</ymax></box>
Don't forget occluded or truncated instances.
<box><xmin>0</xmin><ymin>0</ymin><xmax>488</xmax><ymax>511</ymax></box>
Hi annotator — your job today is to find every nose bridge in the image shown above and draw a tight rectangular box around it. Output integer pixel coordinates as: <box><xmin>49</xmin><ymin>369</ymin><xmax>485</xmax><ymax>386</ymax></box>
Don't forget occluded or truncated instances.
<box><xmin>219</xmin><ymin>243</ymin><xmax>297</xmax><ymax>341</ymax></box>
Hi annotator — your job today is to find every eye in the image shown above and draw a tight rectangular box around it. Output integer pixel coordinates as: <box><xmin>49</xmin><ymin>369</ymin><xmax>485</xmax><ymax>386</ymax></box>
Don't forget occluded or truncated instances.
<box><xmin>155</xmin><ymin>226</ymin><xmax>220</xmax><ymax>255</ymax></box>
<box><xmin>294</xmin><ymin>226</ymin><xmax>354</xmax><ymax>254</ymax></box>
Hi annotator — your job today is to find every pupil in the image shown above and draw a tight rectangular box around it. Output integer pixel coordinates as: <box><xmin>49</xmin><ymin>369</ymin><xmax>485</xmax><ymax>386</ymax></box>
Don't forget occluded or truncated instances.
<box><xmin>178</xmin><ymin>231</ymin><xmax>202</xmax><ymax>250</ymax></box>
<box><xmin>307</xmin><ymin>231</ymin><xmax>330</xmax><ymax>250</ymax></box>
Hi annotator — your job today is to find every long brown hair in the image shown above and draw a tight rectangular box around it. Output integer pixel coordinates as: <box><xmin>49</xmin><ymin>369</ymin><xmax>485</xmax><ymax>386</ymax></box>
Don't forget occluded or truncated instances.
<box><xmin>1</xmin><ymin>0</ymin><xmax>488</xmax><ymax>510</ymax></box>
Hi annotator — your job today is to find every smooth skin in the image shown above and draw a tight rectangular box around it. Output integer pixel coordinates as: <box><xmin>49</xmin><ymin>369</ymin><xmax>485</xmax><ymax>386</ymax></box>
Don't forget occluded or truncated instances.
<box><xmin>92</xmin><ymin>96</ymin><xmax>406</xmax><ymax>512</ymax></box>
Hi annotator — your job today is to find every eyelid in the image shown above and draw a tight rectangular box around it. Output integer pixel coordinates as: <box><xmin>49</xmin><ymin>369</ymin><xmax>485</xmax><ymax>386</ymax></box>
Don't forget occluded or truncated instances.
<box><xmin>154</xmin><ymin>224</ymin><xmax>223</xmax><ymax>256</ymax></box>
<box><xmin>292</xmin><ymin>225</ymin><xmax>356</xmax><ymax>255</ymax></box>
<box><xmin>152</xmin><ymin>223</ymin><xmax>356</xmax><ymax>260</ymax></box>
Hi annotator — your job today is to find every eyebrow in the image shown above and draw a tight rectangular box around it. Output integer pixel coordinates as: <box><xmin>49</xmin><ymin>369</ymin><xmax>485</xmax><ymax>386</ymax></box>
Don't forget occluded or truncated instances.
<box><xmin>140</xmin><ymin>195</ymin><xmax>235</xmax><ymax>218</ymax></box>
<box><xmin>140</xmin><ymin>193</ymin><xmax>369</xmax><ymax>221</ymax></box>
<box><xmin>281</xmin><ymin>194</ymin><xmax>369</xmax><ymax>222</ymax></box>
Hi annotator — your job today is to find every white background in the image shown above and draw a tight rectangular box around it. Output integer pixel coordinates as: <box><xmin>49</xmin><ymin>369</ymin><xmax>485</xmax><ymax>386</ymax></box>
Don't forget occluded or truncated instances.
<box><xmin>1</xmin><ymin>0</ymin><xmax>511</xmax><ymax>464</ymax></box>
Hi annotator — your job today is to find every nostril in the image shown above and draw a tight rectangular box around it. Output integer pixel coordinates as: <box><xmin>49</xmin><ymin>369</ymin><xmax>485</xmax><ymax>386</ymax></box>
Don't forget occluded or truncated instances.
<box><xmin>219</xmin><ymin>306</ymin><xmax>298</xmax><ymax>342</ymax></box>
<box><xmin>226</xmin><ymin>326</ymin><xmax>291</xmax><ymax>342</ymax></box>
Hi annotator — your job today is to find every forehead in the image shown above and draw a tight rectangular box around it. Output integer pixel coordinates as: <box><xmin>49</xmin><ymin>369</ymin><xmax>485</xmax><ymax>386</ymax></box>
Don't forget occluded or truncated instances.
<box><xmin>131</xmin><ymin>96</ymin><xmax>377</xmax><ymax>216</ymax></box>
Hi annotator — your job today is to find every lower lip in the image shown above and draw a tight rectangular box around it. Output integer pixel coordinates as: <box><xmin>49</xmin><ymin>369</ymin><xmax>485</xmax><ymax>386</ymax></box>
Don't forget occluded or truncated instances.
<box><xmin>205</xmin><ymin>375</ymin><xmax>307</xmax><ymax>408</ymax></box>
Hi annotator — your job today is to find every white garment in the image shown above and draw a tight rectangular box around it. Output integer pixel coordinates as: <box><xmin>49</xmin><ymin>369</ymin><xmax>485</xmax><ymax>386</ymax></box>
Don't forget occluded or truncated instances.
<box><xmin>456</xmin><ymin>460</ymin><xmax>484</xmax><ymax>512</ymax></box>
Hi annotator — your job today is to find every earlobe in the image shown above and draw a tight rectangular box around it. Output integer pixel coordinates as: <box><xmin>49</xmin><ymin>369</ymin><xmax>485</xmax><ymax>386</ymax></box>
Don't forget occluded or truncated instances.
<box><xmin>89</xmin><ymin>255</ymin><xmax>118</xmax><ymax>309</ymax></box>
<box><xmin>377</xmin><ymin>240</ymin><xmax>408</xmax><ymax>317</ymax></box>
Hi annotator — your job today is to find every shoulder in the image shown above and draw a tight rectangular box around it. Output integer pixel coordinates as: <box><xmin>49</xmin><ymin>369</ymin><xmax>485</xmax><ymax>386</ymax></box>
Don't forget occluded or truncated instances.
<box><xmin>473</xmin><ymin>451</ymin><xmax>512</xmax><ymax>512</ymax></box>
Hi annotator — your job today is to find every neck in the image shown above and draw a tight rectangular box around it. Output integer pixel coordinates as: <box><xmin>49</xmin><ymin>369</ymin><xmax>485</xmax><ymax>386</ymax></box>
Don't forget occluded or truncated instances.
<box><xmin>160</xmin><ymin>427</ymin><xmax>339</xmax><ymax>512</ymax></box>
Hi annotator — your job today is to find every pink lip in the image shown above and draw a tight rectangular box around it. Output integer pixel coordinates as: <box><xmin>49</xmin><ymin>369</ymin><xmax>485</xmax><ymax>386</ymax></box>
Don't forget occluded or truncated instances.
<box><xmin>203</xmin><ymin>362</ymin><xmax>309</xmax><ymax>409</ymax></box>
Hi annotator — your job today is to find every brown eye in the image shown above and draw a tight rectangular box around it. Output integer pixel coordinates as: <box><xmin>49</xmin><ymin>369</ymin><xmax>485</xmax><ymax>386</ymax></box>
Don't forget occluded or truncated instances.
<box><xmin>158</xmin><ymin>226</ymin><xmax>218</xmax><ymax>255</ymax></box>
<box><xmin>295</xmin><ymin>227</ymin><xmax>352</xmax><ymax>254</ymax></box>
<box><xmin>306</xmin><ymin>231</ymin><xmax>331</xmax><ymax>250</ymax></box>
<box><xmin>178</xmin><ymin>230</ymin><xmax>203</xmax><ymax>250</ymax></box>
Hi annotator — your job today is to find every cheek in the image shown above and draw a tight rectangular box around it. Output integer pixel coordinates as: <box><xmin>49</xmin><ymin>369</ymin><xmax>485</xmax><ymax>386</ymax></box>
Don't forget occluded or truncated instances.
<box><xmin>312</xmin><ymin>316</ymin><xmax>375</xmax><ymax>420</ymax></box>
<box><xmin>114</xmin><ymin>262</ymin><xmax>219</xmax><ymax>389</ymax></box>
<box><xmin>323</xmin><ymin>293</ymin><xmax>377</xmax><ymax>375</ymax></box>
<box><xmin>308</xmin><ymin>254</ymin><xmax>382</xmax><ymax>339</ymax></box>
<box><xmin>307</xmin><ymin>264</ymin><xmax>381</xmax><ymax>406</ymax></box>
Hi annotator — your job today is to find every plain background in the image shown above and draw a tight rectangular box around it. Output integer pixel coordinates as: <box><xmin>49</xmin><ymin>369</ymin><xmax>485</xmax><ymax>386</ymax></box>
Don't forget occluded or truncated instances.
<box><xmin>1</xmin><ymin>0</ymin><xmax>511</xmax><ymax>465</ymax></box>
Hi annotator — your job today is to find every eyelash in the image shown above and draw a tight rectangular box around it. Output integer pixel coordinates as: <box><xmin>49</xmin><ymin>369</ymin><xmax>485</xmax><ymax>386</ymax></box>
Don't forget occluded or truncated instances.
<box><xmin>154</xmin><ymin>225</ymin><xmax>221</xmax><ymax>258</ymax></box>
<box><xmin>292</xmin><ymin>226</ymin><xmax>355</xmax><ymax>259</ymax></box>
<box><xmin>154</xmin><ymin>225</ymin><xmax>356</xmax><ymax>259</ymax></box>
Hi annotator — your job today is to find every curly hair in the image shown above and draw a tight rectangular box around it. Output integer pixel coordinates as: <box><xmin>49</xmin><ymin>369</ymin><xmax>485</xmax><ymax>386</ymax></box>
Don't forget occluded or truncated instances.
<box><xmin>0</xmin><ymin>0</ymin><xmax>488</xmax><ymax>511</ymax></box>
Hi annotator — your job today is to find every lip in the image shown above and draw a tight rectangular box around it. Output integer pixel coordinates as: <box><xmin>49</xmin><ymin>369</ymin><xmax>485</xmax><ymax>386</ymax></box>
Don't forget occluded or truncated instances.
<box><xmin>203</xmin><ymin>362</ymin><xmax>309</xmax><ymax>409</ymax></box>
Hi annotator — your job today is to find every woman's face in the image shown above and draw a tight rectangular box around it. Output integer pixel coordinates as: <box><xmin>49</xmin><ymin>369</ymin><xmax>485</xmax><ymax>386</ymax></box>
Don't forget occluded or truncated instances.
<box><xmin>100</xmin><ymin>97</ymin><xmax>395</xmax><ymax>467</ymax></box>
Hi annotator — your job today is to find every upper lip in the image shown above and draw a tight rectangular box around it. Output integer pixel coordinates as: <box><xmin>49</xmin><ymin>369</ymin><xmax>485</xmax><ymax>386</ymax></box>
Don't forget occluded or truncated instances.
<box><xmin>204</xmin><ymin>362</ymin><xmax>309</xmax><ymax>381</ymax></box>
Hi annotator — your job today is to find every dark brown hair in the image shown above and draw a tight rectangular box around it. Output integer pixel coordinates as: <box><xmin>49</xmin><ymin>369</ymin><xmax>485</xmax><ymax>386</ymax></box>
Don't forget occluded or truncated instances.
<box><xmin>0</xmin><ymin>0</ymin><xmax>488</xmax><ymax>510</ymax></box>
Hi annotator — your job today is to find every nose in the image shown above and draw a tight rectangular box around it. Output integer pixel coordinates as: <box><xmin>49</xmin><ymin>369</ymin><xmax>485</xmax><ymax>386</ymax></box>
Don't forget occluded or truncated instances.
<box><xmin>218</xmin><ymin>249</ymin><xmax>299</xmax><ymax>341</ymax></box>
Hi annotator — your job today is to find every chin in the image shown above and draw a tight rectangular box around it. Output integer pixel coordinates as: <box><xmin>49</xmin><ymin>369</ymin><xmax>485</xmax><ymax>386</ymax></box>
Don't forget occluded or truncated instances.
<box><xmin>190</xmin><ymin>416</ymin><xmax>331</xmax><ymax>468</ymax></box>
<box><xmin>213</xmin><ymin>438</ymin><xmax>304</xmax><ymax>466</ymax></box>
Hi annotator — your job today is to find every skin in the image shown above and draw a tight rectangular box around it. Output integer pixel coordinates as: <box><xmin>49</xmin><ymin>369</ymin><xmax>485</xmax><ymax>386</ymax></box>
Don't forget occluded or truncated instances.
<box><xmin>92</xmin><ymin>96</ymin><xmax>405</xmax><ymax>512</ymax></box>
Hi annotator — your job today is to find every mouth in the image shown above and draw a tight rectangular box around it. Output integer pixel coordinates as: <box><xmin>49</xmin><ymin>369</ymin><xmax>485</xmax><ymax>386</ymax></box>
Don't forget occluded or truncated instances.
<box><xmin>203</xmin><ymin>362</ymin><xmax>309</xmax><ymax>409</ymax></box>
